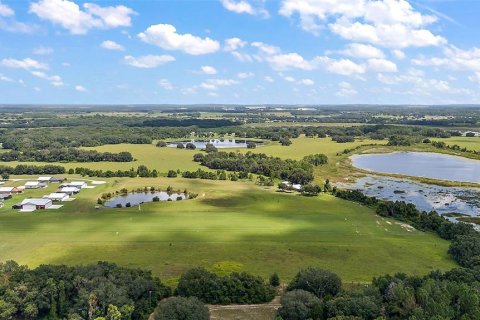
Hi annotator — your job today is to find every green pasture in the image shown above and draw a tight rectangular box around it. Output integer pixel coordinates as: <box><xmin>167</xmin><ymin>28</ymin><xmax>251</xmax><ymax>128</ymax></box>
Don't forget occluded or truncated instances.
<box><xmin>0</xmin><ymin>177</ymin><xmax>455</xmax><ymax>284</ymax></box>
<box><xmin>437</xmin><ymin>136</ymin><xmax>480</xmax><ymax>151</ymax></box>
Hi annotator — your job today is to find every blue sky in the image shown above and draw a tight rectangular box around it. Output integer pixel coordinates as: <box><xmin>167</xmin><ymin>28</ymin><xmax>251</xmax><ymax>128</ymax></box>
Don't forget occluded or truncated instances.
<box><xmin>0</xmin><ymin>0</ymin><xmax>480</xmax><ymax>105</ymax></box>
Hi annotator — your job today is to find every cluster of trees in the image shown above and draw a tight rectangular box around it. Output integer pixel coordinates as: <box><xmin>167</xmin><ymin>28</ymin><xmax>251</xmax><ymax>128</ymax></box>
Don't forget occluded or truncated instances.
<box><xmin>303</xmin><ymin>154</ymin><xmax>328</xmax><ymax>166</ymax></box>
<box><xmin>181</xmin><ymin>169</ymin><xmax>218</xmax><ymax>180</ymax></box>
<box><xmin>0</xmin><ymin>149</ymin><xmax>133</xmax><ymax>163</ymax></box>
<box><xmin>387</xmin><ymin>135</ymin><xmax>415</xmax><ymax>146</ymax></box>
<box><xmin>278</xmin><ymin>266</ymin><xmax>480</xmax><ymax>320</ymax></box>
<box><xmin>73</xmin><ymin>165</ymin><xmax>158</xmax><ymax>178</ymax></box>
<box><xmin>194</xmin><ymin>151</ymin><xmax>314</xmax><ymax>185</ymax></box>
<box><xmin>331</xmin><ymin>136</ymin><xmax>355</xmax><ymax>143</ymax></box>
<box><xmin>0</xmin><ymin>261</ymin><xmax>170</xmax><ymax>320</ymax></box>
<box><xmin>0</xmin><ymin>164</ymin><xmax>66</xmax><ymax>175</ymax></box>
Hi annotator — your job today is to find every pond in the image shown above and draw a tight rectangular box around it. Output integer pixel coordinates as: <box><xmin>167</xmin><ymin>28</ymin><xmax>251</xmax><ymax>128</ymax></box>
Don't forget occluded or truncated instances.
<box><xmin>337</xmin><ymin>176</ymin><xmax>480</xmax><ymax>219</ymax></box>
<box><xmin>351</xmin><ymin>152</ymin><xmax>480</xmax><ymax>183</ymax></box>
<box><xmin>167</xmin><ymin>139</ymin><xmax>261</xmax><ymax>149</ymax></box>
<box><xmin>104</xmin><ymin>192</ymin><xmax>187</xmax><ymax>208</ymax></box>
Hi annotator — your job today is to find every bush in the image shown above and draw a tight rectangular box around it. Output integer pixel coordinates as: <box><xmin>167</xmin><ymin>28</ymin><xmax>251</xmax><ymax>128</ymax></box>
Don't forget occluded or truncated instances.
<box><xmin>247</xmin><ymin>142</ymin><xmax>256</xmax><ymax>149</ymax></box>
<box><xmin>205</xmin><ymin>143</ymin><xmax>217</xmax><ymax>153</ymax></box>
<box><xmin>270</xmin><ymin>272</ymin><xmax>280</xmax><ymax>287</ymax></box>
<box><xmin>186</xmin><ymin>143</ymin><xmax>196</xmax><ymax>150</ymax></box>
<box><xmin>278</xmin><ymin>290</ymin><xmax>323</xmax><ymax>320</ymax></box>
<box><xmin>153</xmin><ymin>297</ymin><xmax>209</xmax><ymax>320</ymax></box>
<box><xmin>167</xmin><ymin>170</ymin><xmax>177</xmax><ymax>178</ymax></box>
<box><xmin>156</xmin><ymin>141</ymin><xmax>167</xmax><ymax>147</ymax></box>
<box><xmin>288</xmin><ymin>267</ymin><xmax>342</xmax><ymax>299</ymax></box>
<box><xmin>177</xmin><ymin>143</ymin><xmax>185</xmax><ymax>149</ymax></box>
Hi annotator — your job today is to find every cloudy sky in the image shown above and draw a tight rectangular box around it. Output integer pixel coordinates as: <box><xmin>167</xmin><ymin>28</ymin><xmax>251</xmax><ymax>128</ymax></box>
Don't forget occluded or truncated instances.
<box><xmin>0</xmin><ymin>0</ymin><xmax>479</xmax><ymax>105</ymax></box>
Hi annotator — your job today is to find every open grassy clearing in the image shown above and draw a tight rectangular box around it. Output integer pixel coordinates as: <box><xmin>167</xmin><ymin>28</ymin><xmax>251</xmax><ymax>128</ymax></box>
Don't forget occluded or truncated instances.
<box><xmin>0</xmin><ymin>177</ymin><xmax>455</xmax><ymax>285</ymax></box>
<box><xmin>437</xmin><ymin>136</ymin><xmax>480</xmax><ymax>150</ymax></box>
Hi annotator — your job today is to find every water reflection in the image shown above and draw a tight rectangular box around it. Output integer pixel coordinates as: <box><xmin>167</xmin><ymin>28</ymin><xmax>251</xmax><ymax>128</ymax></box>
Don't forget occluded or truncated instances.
<box><xmin>104</xmin><ymin>192</ymin><xmax>187</xmax><ymax>208</ymax></box>
<box><xmin>337</xmin><ymin>176</ymin><xmax>480</xmax><ymax>219</ymax></box>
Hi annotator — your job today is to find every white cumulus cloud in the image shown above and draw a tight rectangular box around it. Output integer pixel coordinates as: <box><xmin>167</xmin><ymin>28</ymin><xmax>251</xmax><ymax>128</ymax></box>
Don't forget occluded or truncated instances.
<box><xmin>29</xmin><ymin>0</ymin><xmax>136</xmax><ymax>35</ymax></box>
<box><xmin>75</xmin><ymin>85</ymin><xmax>87</xmax><ymax>92</ymax></box>
<box><xmin>367</xmin><ymin>58</ymin><xmax>398</xmax><ymax>72</ymax></box>
<box><xmin>138</xmin><ymin>24</ymin><xmax>220</xmax><ymax>55</ymax></box>
<box><xmin>279</xmin><ymin>0</ymin><xmax>446</xmax><ymax>48</ymax></box>
<box><xmin>201</xmin><ymin>66</ymin><xmax>217</xmax><ymax>74</ymax></box>
<box><xmin>1</xmin><ymin>58</ymin><xmax>48</xmax><ymax>70</ymax></box>
<box><xmin>101</xmin><ymin>40</ymin><xmax>125</xmax><ymax>51</ymax></box>
<box><xmin>220</xmin><ymin>0</ymin><xmax>269</xmax><ymax>17</ymax></box>
<box><xmin>124</xmin><ymin>55</ymin><xmax>175</xmax><ymax>68</ymax></box>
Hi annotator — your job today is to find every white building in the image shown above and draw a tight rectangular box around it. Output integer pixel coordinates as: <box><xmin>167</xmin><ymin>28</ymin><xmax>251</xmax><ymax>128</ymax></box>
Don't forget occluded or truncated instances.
<box><xmin>24</xmin><ymin>181</ymin><xmax>47</xmax><ymax>189</ymax></box>
<box><xmin>62</xmin><ymin>181</ymin><xmax>87</xmax><ymax>189</ymax></box>
<box><xmin>37</xmin><ymin>176</ymin><xmax>53</xmax><ymax>183</ymax></box>
<box><xmin>20</xmin><ymin>198</ymin><xmax>52</xmax><ymax>210</ymax></box>
<box><xmin>59</xmin><ymin>187</ymin><xmax>80</xmax><ymax>195</ymax></box>
<box><xmin>45</xmin><ymin>193</ymin><xmax>69</xmax><ymax>202</ymax></box>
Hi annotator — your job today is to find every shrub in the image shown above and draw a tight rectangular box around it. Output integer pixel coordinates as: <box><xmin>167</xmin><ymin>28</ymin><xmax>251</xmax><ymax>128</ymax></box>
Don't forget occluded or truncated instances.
<box><xmin>156</xmin><ymin>141</ymin><xmax>167</xmax><ymax>147</ymax></box>
<box><xmin>167</xmin><ymin>170</ymin><xmax>177</xmax><ymax>178</ymax></box>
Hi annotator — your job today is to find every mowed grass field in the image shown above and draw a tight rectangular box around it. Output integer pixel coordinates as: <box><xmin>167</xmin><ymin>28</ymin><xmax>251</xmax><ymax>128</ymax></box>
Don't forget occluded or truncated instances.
<box><xmin>0</xmin><ymin>176</ymin><xmax>455</xmax><ymax>284</ymax></box>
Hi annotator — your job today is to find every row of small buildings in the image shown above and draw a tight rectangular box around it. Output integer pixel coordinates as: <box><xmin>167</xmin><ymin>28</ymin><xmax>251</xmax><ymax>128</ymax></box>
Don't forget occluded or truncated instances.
<box><xmin>0</xmin><ymin>177</ymin><xmax>90</xmax><ymax>211</ymax></box>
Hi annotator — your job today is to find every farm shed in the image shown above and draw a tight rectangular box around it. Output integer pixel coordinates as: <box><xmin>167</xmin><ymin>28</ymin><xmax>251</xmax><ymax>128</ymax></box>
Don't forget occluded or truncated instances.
<box><xmin>45</xmin><ymin>193</ymin><xmax>69</xmax><ymax>202</ymax></box>
<box><xmin>20</xmin><ymin>198</ymin><xmax>53</xmax><ymax>210</ymax></box>
<box><xmin>25</xmin><ymin>181</ymin><xmax>47</xmax><ymax>189</ymax></box>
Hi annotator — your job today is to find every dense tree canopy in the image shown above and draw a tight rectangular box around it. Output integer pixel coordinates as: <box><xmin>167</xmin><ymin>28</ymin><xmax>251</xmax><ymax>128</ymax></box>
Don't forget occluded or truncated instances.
<box><xmin>195</xmin><ymin>151</ymin><xmax>314</xmax><ymax>184</ymax></box>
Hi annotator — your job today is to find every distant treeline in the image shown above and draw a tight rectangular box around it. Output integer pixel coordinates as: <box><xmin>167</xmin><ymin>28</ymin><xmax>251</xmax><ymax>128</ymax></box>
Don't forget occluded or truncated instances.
<box><xmin>138</xmin><ymin>118</ymin><xmax>241</xmax><ymax>128</ymax></box>
<box><xmin>74</xmin><ymin>165</ymin><xmax>158</xmax><ymax>178</ymax></box>
<box><xmin>0</xmin><ymin>123</ymin><xmax>465</xmax><ymax>152</ymax></box>
<box><xmin>0</xmin><ymin>164</ymin><xmax>66</xmax><ymax>175</ymax></box>
<box><xmin>194</xmin><ymin>151</ymin><xmax>314</xmax><ymax>184</ymax></box>
<box><xmin>0</xmin><ymin>149</ymin><xmax>133</xmax><ymax>162</ymax></box>
<box><xmin>0</xmin><ymin>164</ymin><xmax>161</xmax><ymax>178</ymax></box>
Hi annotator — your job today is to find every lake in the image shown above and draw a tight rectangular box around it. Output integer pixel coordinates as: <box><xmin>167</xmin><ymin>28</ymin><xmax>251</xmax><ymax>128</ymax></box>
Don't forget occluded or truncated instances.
<box><xmin>337</xmin><ymin>176</ymin><xmax>480</xmax><ymax>219</ymax></box>
<box><xmin>104</xmin><ymin>191</ymin><xmax>187</xmax><ymax>208</ymax></box>
<box><xmin>351</xmin><ymin>152</ymin><xmax>480</xmax><ymax>183</ymax></box>
<box><xmin>167</xmin><ymin>139</ymin><xmax>261</xmax><ymax>149</ymax></box>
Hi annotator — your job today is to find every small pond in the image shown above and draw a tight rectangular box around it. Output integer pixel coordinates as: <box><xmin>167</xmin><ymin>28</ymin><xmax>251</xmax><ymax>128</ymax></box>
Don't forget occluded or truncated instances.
<box><xmin>351</xmin><ymin>152</ymin><xmax>480</xmax><ymax>183</ymax></box>
<box><xmin>167</xmin><ymin>139</ymin><xmax>261</xmax><ymax>149</ymax></box>
<box><xmin>104</xmin><ymin>192</ymin><xmax>187</xmax><ymax>208</ymax></box>
<box><xmin>337</xmin><ymin>176</ymin><xmax>480</xmax><ymax>219</ymax></box>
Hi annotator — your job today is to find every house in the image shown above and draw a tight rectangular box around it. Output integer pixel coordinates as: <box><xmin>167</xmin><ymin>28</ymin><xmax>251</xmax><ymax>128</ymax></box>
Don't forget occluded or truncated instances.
<box><xmin>61</xmin><ymin>181</ymin><xmax>87</xmax><ymax>189</ymax></box>
<box><xmin>37</xmin><ymin>176</ymin><xmax>53</xmax><ymax>183</ymax></box>
<box><xmin>24</xmin><ymin>181</ymin><xmax>47</xmax><ymax>189</ymax></box>
<box><xmin>59</xmin><ymin>187</ymin><xmax>80</xmax><ymax>195</ymax></box>
<box><xmin>45</xmin><ymin>193</ymin><xmax>69</xmax><ymax>202</ymax></box>
<box><xmin>20</xmin><ymin>198</ymin><xmax>52</xmax><ymax>210</ymax></box>
<box><xmin>0</xmin><ymin>186</ymin><xmax>23</xmax><ymax>196</ymax></box>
